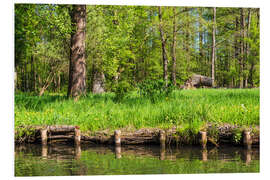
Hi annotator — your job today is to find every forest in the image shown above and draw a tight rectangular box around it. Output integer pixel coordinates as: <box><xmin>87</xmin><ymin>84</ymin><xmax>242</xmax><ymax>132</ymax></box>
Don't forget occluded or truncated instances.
<box><xmin>14</xmin><ymin>4</ymin><xmax>260</xmax><ymax>137</ymax></box>
<box><xmin>15</xmin><ymin>4</ymin><xmax>260</xmax><ymax>96</ymax></box>
<box><xmin>13</xmin><ymin>4</ymin><xmax>262</xmax><ymax>177</ymax></box>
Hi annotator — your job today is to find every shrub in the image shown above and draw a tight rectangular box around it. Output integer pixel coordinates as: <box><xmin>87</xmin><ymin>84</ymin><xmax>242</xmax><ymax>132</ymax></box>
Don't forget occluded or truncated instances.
<box><xmin>138</xmin><ymin>79</ymin><xmax>175</xmax><ymax>102</ymax></box>
<box><xmin>111</xmin><ymin>81</ymin><xmax>133</xmax><ymax>101</ymax></box>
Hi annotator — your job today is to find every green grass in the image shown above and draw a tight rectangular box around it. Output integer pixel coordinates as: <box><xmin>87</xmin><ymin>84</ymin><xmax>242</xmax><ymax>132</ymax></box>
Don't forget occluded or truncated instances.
<box><xmin>14</xmin><ymin>88</ymin><xmax>260</xmax><ymax>134</ymax></box>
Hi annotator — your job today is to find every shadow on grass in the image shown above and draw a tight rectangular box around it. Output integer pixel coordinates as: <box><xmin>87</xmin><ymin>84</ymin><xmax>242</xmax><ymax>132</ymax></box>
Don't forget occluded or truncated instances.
<box><xmin>15</xmin><ymin>93</ymin><xmax>67</xmax><ymax>111</ymax></box>
<box><xmin>15</xmin><ymin>92</ymin><xmax>154</xmax><ymax>111</ymax></box>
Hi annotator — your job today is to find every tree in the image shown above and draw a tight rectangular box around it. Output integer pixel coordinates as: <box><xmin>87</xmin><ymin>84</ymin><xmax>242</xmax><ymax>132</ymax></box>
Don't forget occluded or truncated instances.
<box><xmin>239</xmin><ymin>8</ymin><xmax>245</xmax><ymax>88</ymax></box>
<box><xmin>67</xmin><ymin>5</ymin><xmax>87</xmax><ymax>98</ymax></box>
<box><xmin>158</xmin><ymin>6</ymin><xmax>169</xmax><ymax>87</ymax></box>
<box><xmin>171</xmin><ymin>7</ymin><xmax>177</xmax><ymax>86</ymax></box>
<box><xmin>211</xmin><ymin>7</ymin><xmax>216</xmax><ymax>87</ymax></box>
<box><xmin>14</xmin><ymin>5</ymin><xmax>260</xmax><ymax>93</ymax></box>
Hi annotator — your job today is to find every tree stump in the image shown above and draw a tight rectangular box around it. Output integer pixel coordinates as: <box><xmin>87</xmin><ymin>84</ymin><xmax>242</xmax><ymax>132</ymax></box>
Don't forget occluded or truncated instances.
<box><xmin>159</xmin><ymin>130</ymin><xmax>166</xmax><ymax>149</ymax></box>
<box><xmin>114</xmin><ymin>130</ymin><xmax>121</xmax><ymax>146</ymax></box>
<box><xmin>74</xmin><ymin>127</ymin><xmax>81</xmax><ymax>145</ymax></box>
<box><xmin>200</xmin><ymin>131</ymin><xmax>207</xmax><ymax>149</ymax></box>
<box><xmin>40</xmin><ymin>129</ymin><xmax>48</xmax><ymax>146</ymax></box>
<box><xmin>243</xmin><ymin>130</ymin><xmax>252</xmax><ymax>149</ymax></box>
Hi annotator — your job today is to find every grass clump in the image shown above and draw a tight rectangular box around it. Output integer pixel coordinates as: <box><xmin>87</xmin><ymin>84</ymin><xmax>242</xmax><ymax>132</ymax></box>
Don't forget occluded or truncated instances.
<box><xmin>15</xmin><ymin>88</ymin><xmax>259</xmax><ymax>134</ymax></box>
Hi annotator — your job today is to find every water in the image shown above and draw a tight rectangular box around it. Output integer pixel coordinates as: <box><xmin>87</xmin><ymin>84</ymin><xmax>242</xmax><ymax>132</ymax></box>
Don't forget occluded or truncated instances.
<box><xmin>15</xmin><ymin>144</ymin><xmax>259</xmax><ymax>176</ymax></box>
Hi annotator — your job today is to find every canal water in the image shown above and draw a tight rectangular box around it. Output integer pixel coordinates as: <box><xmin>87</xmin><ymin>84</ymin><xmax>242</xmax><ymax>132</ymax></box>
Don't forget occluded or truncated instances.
<box><xmin>15</xmin><ymin>144</ymin><xmax>259</xmax><ymax>176</ymax></box>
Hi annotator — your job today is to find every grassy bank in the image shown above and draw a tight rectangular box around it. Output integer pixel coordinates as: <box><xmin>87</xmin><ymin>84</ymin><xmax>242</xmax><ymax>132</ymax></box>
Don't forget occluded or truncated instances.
<box><xmin>15</xmin><ymin>89</ymin><xmax>259</xmax><ymax>135</ymax></box>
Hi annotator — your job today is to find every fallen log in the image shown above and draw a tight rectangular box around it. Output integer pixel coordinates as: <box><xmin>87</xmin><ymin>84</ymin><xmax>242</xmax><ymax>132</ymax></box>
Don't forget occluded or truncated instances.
<box><xmin>48</xmin><ymin>135</ymin><xmax>74</xmax><ymax>140</ymax></box>
<box><xmin>47</xmin><ymin>125</ymin><xmax>77</xmax><ymax>133</ymax></box>
<box><xmin>181</xmin><ymin>74</ymin><xmax>212</xmax><ymax>89</ymax></box>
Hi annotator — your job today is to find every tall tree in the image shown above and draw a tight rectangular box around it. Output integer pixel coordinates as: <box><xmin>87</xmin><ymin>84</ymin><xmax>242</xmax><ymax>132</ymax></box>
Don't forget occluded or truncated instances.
<box><xmin>245</xmin><ymin>9</ymin><xmax>251</xmax><ymax>87</ymax></box>
<box><xmin>171</xmin><ymin>7</ymin><xmax>177</xmax><ymax>86</ymax></box>
<box><xmin>211</xmin><ymin>7</ymin><xmax>216</xmax><ymax>87</ymax></box>
<box><xmin>67</xmin><ymin>5</ymin><xmax>87</xmax><ymax>98</ymax></box>
<box><xmin>198</xmin><ymin>8</ymin><xmax>204</xmax><ymax>72</ymax></box>
<box><xmin>158</xmin><ymin>6</ymin><xmax>169</xmax><ymax>87</ymax></box>
<box><xmin>239</xmin><ymin>8</ymin><xmax>245</xmax><ymax>88</ymax></box>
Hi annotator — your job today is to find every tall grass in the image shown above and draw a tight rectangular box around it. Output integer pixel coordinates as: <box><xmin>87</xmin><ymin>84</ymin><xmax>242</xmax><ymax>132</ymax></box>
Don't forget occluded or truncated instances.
<box><xmin>14</xmin><ymin>89</ymin><xmax>260</xmax><ymax>133</ymax></box>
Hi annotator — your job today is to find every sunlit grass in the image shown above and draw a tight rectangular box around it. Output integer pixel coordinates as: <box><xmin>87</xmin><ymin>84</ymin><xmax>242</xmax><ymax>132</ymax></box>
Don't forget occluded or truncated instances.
<box><xmin>14</xmin><ymin>88</ymin><xmax>260</xmax><ymax>134</ymax></box>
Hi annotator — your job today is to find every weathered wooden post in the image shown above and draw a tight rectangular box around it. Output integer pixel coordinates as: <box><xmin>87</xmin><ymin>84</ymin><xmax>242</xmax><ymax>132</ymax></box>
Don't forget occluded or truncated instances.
<box><xmin>200</xmin><ymin>131</ymin><xmax>207</xmax><ymax>149</ymax></box>
<box><xmin>159</xmin><ymin>130</ymin><xmax>166</xmax><ymax>149</ymax></box>
<box><xmin>159</xmin><ymin>130</ymin><xmax>166</xmax><ymax>160</ymax></box>
<box><xmin>74</xmin><ymin>126</ymin><xmax>81</xmax><ymax>145</ymax></box>
<box><xmin>114</xmin><ymin>130</ymin><xmax>121</xmax><ymax>146</ymax></box>
<box><xmin>115</xmin><ymin>146</ymin><xmax>122</xmax><ymax>159</ymax></box>
<box><xmin>243</xmin><ymin>130</ymin><xmax>252</xmax><ymax>149</ymax></box>
<box><xmin>40</xmin><ymin>128</ymin><xmax>48</xmax><ymax>145</ymax></box>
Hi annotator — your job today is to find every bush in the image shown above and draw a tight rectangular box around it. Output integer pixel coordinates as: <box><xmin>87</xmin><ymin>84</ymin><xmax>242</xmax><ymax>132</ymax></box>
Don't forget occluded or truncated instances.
<box><xmin>138</xmin><ymin>79</ymin><xmax>175</xmax><ymax>102</ymax></box>
<box><xmin>111</xmin><ymin>81</ymin><xmax>133</xmax><ymax>101</ymax></box>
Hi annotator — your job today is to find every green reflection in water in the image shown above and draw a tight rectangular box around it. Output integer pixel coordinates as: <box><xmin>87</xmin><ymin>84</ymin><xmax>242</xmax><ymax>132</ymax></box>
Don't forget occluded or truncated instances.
<box><xmin>15</xmin><ymin>144</ymin><xmax>259</xmax><ymax>176</ymax></box>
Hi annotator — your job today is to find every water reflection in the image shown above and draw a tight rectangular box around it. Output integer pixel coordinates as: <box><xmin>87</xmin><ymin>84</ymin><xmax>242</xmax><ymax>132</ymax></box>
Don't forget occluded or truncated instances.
<box><xmin>15</xmin><ymin>144</ymin><xmax>259</xmax><ymax>163</ymax></box>
<box><xmin>75</xmin><ymin>145</ymin><xmax>81</xmax><ymax>160</ymax></box>
<box><xmin>241</xmin><ymin>149</ymin><xmax>252</xmax><ymax>165</ymax></box>
<box><xmin>160</xmin><ymin>145</ymin><xmax>165</xmax><ymax>160</ymax></box>
<box><xmin>41</xmin><ymin>145</ymin><xmax>48</xmax><ymax>158</ymax></box>
<box><xmin>15</xmin><ymin>144</ymin><xmax>259</xmax><ymax>176</ymax></box>
<box><xmin>202</xmin><ymin>149</ymin><xmax>208</xmax><ymax>162</ymax></box>
<box><xmin>115</xmin><ymin>145</ymin><xmax>121</xmax><ymax>159</ymax></box>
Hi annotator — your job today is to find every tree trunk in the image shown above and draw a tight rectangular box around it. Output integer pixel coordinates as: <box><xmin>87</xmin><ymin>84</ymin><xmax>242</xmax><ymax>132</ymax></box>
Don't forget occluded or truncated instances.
<box><xmin>239</xmin><ymin>8</ymin><xmax>245</xmax><ymax>88</ymax></box>
<box><xmin>248</xmin><ymin>64</ymin><xmax>255</xmax><ymax>87</ymax></box>
<box><xmin>171</xmin><ymin>7</ymin><xmax>177</xmax><ymax>86</ymax></box>
<box><xmin>211</xmin><ymin>7</ymin><xmax>216</xmax><ymax>87</ymax></box>
<box><xmin>92</xmin><ymin>70</ymin><xmax>106</xmax><ymax>94</ymax></box>
<box><xmin>158</xmin><ymin>6</ymin><xmax>168</xmax><ymax>87</ymax></box>
<box><xmin>256</xmin><ymin>9</ymin><xmax>260</xmax><ymax>28</ymax></box>
<box><xmin>23</xmin><ymin>61</ymin><xmax>26</xmax><ymax>92</ymax></box>
<box><xmin>199</xmin><ymin>8</ymin><xmax>204</xmax><ymax>74</ymax></box>
<box><xmin>245</xmin><ymin>9</ymin><xmax>251</xmax><ymax>88</ymax></box>
<box><xmin>183</xmin><ymin>74</ymin><xmax>212</xmax><ymax>88</ymax></box>
<box><xmin>39</xmin><ymin>72</ymin><xmax>54</xmax><ymax>96</ymax></box>
<box><xmin>14</xmin><ymin>71</ymin><xmax>17</xmax><ymax>90</ymax></box>
<box><xmin>185</xmin><ymin>8</ymin><xmax>190</xmax><ymax>72</ymax></box>
<box><xmin>57</xmin><ymin>74</ymin><xmax>61</xmax><ymax>92</ymax></box>
<box><xmin>67</xmin><ymin>5</ymin><xmax>86</xmax><ymax>98</ymax></box>
<box><xmin>30</xmin><ymin>55</ymin><xmax>34</xmax><ymax>92</ymax></box>
<box><xmin>234</xmin><ymin>16</ymin><xmax>239</xmax><ymax>88</ymax></box>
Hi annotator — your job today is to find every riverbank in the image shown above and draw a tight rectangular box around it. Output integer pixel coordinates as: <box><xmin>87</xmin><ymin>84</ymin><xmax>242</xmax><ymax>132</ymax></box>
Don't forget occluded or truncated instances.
<box><xmin>15</xmin><ymin>89</ymin><xmax>260</xmax><ymax>137</ymax></box>
<box><xmin>14</xmin><ymin>124</ymin><xmax>259</xmax><ymax>147</ymax></box>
